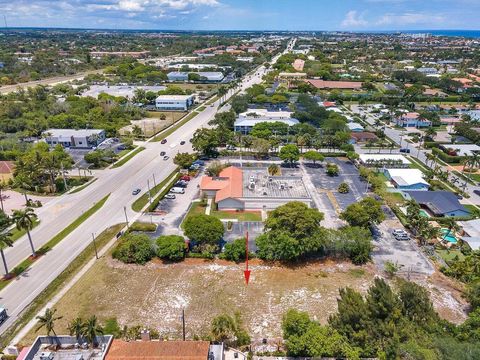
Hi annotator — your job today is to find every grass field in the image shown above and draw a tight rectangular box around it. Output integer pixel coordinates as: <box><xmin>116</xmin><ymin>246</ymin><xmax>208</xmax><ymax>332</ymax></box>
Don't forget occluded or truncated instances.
<box><xmin>21</xmin><ymin>258</ymin><xmax>376</xmax><ymax>344</ymax></box>
<box><xmin>152</xmin><ymin>111</ymin><xmax>199</xmax><ymax>142</ymax></box>
<box><xmin>184</xmin><ymin>202</ymin><xmax>262</xmax><ymax>222</ymax></box>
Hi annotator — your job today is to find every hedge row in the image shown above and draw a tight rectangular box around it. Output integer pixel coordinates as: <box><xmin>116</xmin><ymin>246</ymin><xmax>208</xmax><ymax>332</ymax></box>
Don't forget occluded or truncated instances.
<box><xmin>431</xmin><ymin>147</ymin><xmax>464</xmax><ymax>164</ymax></box>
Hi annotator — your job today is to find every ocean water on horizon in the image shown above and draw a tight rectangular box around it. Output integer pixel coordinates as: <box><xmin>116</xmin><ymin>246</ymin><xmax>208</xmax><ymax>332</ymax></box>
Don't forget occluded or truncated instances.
<box><xmin>402</xmin><ymin>30</ymin><xmax>480</xmax><ymax>38</ymax></box>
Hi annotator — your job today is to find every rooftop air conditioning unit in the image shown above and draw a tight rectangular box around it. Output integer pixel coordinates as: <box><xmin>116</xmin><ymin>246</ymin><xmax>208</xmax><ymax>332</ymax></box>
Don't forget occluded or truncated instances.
<box><xmin>39</xmin><ymin>352</ymin><xmax>54</xmax><ymax>360</ymax></box>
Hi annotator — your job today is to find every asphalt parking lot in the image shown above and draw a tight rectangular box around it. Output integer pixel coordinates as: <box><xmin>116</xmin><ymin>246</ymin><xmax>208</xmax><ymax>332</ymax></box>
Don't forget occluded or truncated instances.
<box><xmin>372</xmin><ymin>220</ymin><xmax>434</xmax><ymax>275</ymax></box>
<box><xmin>303</xmin><ymin>157</ymin><xmax>365</xmax><ymax>211</ymax></box>
<box><xmin>67</xmin><ymin>138</ymin><xmax>126</xmax><ymax>168</ymax></box>
<box><xmin>224</xmin><ymin>221</ymin><xmax>264</xmax><ymax>251</ymax></box>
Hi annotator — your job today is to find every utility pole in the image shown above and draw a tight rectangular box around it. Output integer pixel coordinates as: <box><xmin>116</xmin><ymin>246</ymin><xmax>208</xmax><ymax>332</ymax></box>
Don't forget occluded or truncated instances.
<box><xmin>147</xmin><ymin>180</ymin><xmax>152</xmax><ymax>205</ymax></box>
<box><xmin>61</xmin><ymin>162</ymin><xmax>68</xmax><ymax>190</ymax></box>
<box><xmin>91</xmin><ymin>233</ymin><xmax>99</xmax><ymax>259</ymax></box>
<box><xmin>182</xmin><ymin>309</ymin><xmax>186</xmax><ymax>341</ymax></box>
<box><xmin>124</xmin><ymin>206</ymin><xmax>129</xmax><ymax>229</ymax></box>
<box><xmin>153</xmin><ymin>174</ymin><xmax>157</xmax><ymax>188</ymax></box>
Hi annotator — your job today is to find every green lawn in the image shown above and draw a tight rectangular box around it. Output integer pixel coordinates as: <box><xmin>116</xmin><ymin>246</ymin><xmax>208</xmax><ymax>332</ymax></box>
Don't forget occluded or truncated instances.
<box><xmin>115</xmin><ymin>145</ymin><xmax>137</xmax><ymax>159</ymax></box>
<box><xmin>0</xmin><ymin>223</ymin><xmax>125</xmax><ymax>348</ymax></box>
<box><xmin>152</xmin><ymin>111</ymin><xmax>199</xmax><ymax>142</ymax></box>
<box><xmin>436</xmin><ymin>249</ymin><xmax>465</xmax><ymax>263</ymax></box>
<box><xmin>128</xmin><ymin>222</ymin><xmax>157</xmax><ymax>233</ymax></box>
<box><xmin>111</xmin><ymin>147</ymin><xmax>145</xmax><ymax>168</ymax></box>
<box><xmin>464</xmin><ymin>205</ymin><xmax>480</xmax><ymax>218</ymax></box>
<box><xmin>211</xmin><ymin>210</ymin><xmax>262</xmax><ymax>222</ymax></box>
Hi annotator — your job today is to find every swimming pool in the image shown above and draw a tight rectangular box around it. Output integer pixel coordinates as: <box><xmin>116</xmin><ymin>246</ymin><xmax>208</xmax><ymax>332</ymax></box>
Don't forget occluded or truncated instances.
<box><xmin>441</xmin><ymin>228</ymin><xmax>457</xmax><ymax>243</ymax></box>
<box><xmin>419</xmin><ymin>210</ymin><xmax>430</xmax><ymax>218</ymax></box>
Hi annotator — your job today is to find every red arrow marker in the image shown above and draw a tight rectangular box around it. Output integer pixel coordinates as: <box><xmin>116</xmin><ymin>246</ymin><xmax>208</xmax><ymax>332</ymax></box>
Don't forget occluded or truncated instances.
<box><xmin>244</xmin><ymin>231</ymin><xmax>251</xmax><ymax>285</ymax></box>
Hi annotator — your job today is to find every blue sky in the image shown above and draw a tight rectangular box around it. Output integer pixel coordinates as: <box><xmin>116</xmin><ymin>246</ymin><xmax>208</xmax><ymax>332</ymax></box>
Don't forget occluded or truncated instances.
<box><xmin>1</xmin><ymin>0</ymin><xmax>479</xmax><ymax>31</ymax></box>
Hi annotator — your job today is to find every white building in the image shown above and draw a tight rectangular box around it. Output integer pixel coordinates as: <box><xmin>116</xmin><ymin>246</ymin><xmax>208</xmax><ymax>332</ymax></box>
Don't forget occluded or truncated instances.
<box><xmin>155</xmin><ymin>94</ymin><xmax>195</xmax><ymax>111</ymax></box>
<box><xmin>43</xmin><ymin>129</ymin><xmax>106</xmax><ymax>149</ymax></box>
<box><xmin>234</xmin><ymin>109</ymin><xmax>299</xmax><ymax>135</ymax></box>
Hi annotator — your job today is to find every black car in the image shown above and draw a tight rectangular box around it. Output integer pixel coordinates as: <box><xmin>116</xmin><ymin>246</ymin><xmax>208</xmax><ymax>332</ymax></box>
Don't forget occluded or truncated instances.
<box><xmin>399</xmin><ymin>148</ymin><xmax>410</xmax><ymax>153</ymax></box>
<box><xmin>161</xmin><ymin>139</ymin><xmax>167</xmax><ymax>144</ymax></box>
<box><xmin>180</xmin><ymin>141</ymin><xmax>186</xmax><ymax>145</ymax></box>
<box><xmin>160</xmin><ymin>151</ymin><xmax>166</xmax><ymax>156</ymax></box>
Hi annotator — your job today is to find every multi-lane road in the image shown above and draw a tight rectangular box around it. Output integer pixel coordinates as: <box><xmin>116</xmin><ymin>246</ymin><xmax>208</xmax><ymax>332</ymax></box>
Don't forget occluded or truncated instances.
<box><xmin>0</xmin><ymin>44</ymin><xmax>290</xmax><ymax>336</ymax></box>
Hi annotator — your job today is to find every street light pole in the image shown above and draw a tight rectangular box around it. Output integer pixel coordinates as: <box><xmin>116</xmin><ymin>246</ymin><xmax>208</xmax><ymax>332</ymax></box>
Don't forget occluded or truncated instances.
<box><xmin>91</xmin><ymin>233</ymin><xmax>99</xmax><ymax>259</ymax></box>
<box><xmin>147</xmin><ymin>180</ymin><xmax>152</xmax><ymax>206</ymax></box>
<box><xmin>124</xmin><ymin>206</ymin><xmax>129</xmax><ymax>229</ymax></box>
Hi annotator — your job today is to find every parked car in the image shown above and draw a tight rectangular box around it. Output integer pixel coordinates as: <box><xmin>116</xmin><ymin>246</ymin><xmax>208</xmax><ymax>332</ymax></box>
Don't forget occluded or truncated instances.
<box><xmin>132</xmin><ymin>188</ymin><xmax>141</xmax><ymax>195</ymax></box>
<box><xmin>180</xmin><ymin>175</ymin><xmax>191</xmax><ymax>181</ymax></box>
<box><xmin>393</xmin><ymin>229</ymin><xmax>408</xmax><ymax>237</ymax></box>
<box><xmin>161</xmin><ymin>139</ymin><xmax>167</xmax><ymax>144</ymax></box>
<box><xmin>163</xmin><ymin>156</ymin><xmax>169</xmax><ymax>161</ymax></box>
<box><xmin>399</xmin><ymin>148</ymin><xmax>410</xmax><ymax>153</ymax></box>
<box><xmin>226</xmin><ymin>145</ymin><xmax>237</xmax><ymax>151</ymax></box>
<box><xmin>160</xmin><ymin>151</ymin><xmax>166</xmax><ymax>156</ymax></box>
<box><xmin>174</xmin><ymin>181</ymin><xmax>188</xmax><ymax>188</ymax></box>
<box><xmin>164</xmin><ymin>194</ymin><xmax>176</xmax><ymax>199</ymax></box>
<box><xmin>170</xmin><ymin>187</ymin><xmax>185</xmax><ymax>194</ymax></box>
<box><xmin>180</xmin><ymin>141</ymin><xmax>186</xmax><ymax>145</ymax></box>
<box><xmin>0</xmin><ymin>308</ymin><xmax>7</xmax><ymax>325</ymax></box>
<box><xmin>193</xmin><ymin>160</ymin><xmax>205</xmax><ymax>166</ymax></box>
<box><xmin>395</xmin><ymin>234</ymin><xmax>410</xmax><ymax>241</ymax></box>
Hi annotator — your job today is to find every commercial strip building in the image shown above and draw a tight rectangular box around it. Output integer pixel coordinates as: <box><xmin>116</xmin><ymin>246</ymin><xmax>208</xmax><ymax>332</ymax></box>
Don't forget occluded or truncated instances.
<box><xmin>234</xmin><ymin>109</ymin><xmax>299</xmax><ymax>134</ymax></box>
<box><xmin>200</xmin><ymin>166</ymin><xmax>312</xmax><ymax>210</ymax></box>
<box><xmin>42</xmin><ymin>129</ymin><xmax>106</xmax><ymax>149</ymax></box>
<box><xmin>155</xmin><ymin>95</ymin><xmax>195</xmax><ymax>111</ymax></box>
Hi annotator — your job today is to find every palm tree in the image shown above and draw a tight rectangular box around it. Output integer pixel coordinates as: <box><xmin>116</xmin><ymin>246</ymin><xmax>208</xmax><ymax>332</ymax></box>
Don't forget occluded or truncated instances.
<box><xmin>0</xmin><ymin>182</ymin><xmax>7</xmax><ymax>212</ymax></box>
<box><xmin>82</xmin><ymin>315</ymin><xmax>104</xmax><ymax>347</ymax></box>
<box><xmin>211</xmin><ymin>314</ymin><xmax>236</xmax><ymax>343</ymax></box>
<box><xmin>36</xmin><ymin>308</ymin><xmax>63</xmax><ymax>336</ymax></box>
<box><xmin>0</xmin><ymin>231</ymin><xmax>13</xmax><ymax>276</ymax></box>
<box><xmin>68</xmin><ymin>317</ymin><xmax>84</xmax><ymax>341</ymax></box>
<box><xmin>12</xmin><ymin>208</ymin><xmax>38</xmax><ymax>257</ymax></box>
<box><xmin>217</xmin><ymin>86</ymin><xmax>228</xmax><ymax>104</ymax></box>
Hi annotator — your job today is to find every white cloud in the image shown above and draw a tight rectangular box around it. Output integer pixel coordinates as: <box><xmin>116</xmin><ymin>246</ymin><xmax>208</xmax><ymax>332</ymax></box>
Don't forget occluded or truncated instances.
<box><xmin>341</xmin><ymin>10</ymin><xmax>368</xmax><ymax>28</ymax></box>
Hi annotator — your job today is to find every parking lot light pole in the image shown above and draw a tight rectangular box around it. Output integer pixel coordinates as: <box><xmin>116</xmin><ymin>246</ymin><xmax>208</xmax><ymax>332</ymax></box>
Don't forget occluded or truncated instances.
<box><xmin>153</xmin><ymin>174</ymin><xmax>157</xmax><ymax>188</ymax></box>
<box><xmin>147</xmin><ymin>180</ymin><xmax>152</xmax><ymax>205</ymax></box>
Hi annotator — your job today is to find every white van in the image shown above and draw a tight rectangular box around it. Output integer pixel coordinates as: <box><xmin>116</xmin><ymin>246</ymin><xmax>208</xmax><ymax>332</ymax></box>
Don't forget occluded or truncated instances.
<box><xmin>170</xmin><ymin>187</ymin><xmax>185</xmax><ymax>194</ymax></box>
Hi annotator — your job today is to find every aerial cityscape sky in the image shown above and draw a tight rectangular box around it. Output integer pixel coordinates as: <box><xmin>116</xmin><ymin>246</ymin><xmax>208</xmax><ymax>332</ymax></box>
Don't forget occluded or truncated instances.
<box><xmin>1</xmin><ymin>0</ymin><xmax>479</xmax><ymax>31</ymax></box>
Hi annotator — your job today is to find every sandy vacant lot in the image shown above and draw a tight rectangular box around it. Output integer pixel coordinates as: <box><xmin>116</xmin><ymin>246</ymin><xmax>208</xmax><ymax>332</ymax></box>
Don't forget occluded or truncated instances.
<box><xmin>21</xmin><ymin>254</ymin><xmax>469</xmax><ymax>346</ymax></box>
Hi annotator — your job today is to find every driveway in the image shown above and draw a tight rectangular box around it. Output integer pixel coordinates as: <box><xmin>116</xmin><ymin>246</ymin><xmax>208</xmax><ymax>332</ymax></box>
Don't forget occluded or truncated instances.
<box><xmin>224</xmin><ymin>221</ymin><xmax>264</xmax><ymax>251</ymax></box>
<box><xmin>372</xmin><ymin>219</ymin><xmax>434</xmax><ymax>275</ymax></box>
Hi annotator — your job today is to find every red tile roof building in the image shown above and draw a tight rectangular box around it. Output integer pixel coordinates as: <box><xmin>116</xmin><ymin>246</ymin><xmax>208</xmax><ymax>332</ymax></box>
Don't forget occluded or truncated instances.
<box><xmin>106</xmin><ymin>340</ymin><xmax>210</xmax><ymax>360</ymax></box>
<box><xmin>306</xmin><ymin>79</ymin><xmax>363</xmax><ymax>90</ymax></box>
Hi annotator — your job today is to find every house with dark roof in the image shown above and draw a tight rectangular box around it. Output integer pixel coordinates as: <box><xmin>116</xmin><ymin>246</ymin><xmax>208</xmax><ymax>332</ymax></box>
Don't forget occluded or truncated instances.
<box><xmin>405</xmin><ymin>191</ymin><xmax>471</xmax><ymax>217</ymax></box>
<box><xmin>349</xmin><ymin>132</ymin><xmax>378</xmax><ymax>144</ymax></box>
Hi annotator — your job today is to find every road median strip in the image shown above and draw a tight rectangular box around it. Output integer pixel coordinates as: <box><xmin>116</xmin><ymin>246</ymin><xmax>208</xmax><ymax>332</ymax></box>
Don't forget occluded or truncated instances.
<box><xmin>0</xmin><ymin>194</ymin><xmax>110</xmax><ymax>291</ymax></box>
<box><xmin>131</xmin><ymin>169</ymin><xmax>180</xmax><ymax>212</ymax></box>
<box><xmin>111</xmin><ymin>147</ymin><xmax>145</xmax><ymax>168</ymax></box>
<box><xmin>0</xmin><ymin>223</ymin><xmax>125</xmax><ymax>348</ymax></box>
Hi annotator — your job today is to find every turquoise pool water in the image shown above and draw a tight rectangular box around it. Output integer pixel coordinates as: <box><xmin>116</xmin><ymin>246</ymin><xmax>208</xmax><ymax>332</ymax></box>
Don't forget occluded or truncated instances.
<box><xmin>419</xmin><ymin>210</ymin><xmax>430</xmax><ymax>218</ymax></box>
<box><xmin>441</xmin><ymin>228</ymin><xmax>457</xmax><ymax>243</ymax></box>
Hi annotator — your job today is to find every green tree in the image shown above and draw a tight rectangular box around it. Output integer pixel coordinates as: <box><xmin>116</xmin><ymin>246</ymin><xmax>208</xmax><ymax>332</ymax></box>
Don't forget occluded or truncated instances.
<box><xmin>173</xmin><ymin>152</ymin><xmax>196</xmax><ymax>169</ymax></box>
<box><xmin>35</xmin><ymin>308</ymin><xmax>63</xmax><ymax>336</ymax></box>
<box><xmin>279</xmin><ymin>144</ymin><xmax>300</xmax><ymax>165</ymax></box>
<box><xmin>82</xmin><ymin>315</ymin><xmax>104</xmax><ymax>347</ymax></box>
<box><xmin>12</xmin><ymin>207</ymin><xmax>38</xmax><ymax>257</ymax></box>
<box><xmin>0</xmin><ymin>231</ymin><xmax>13</xmax><ymax>276</ymax></box>
<box><xmin>183</xmin><ymin>214</ymin><xmax>224</xmax><ymax>247</ymax></box>
<box><xmin>340</xmin><ymin>197</ymin><xmax>385</xmax><ymax>228</ymax></box>
<box><xmin>68</xmin><ymin>317</ymin><xmax>84</xmax><ymax>341</ymax></box>
<box><xmin>303</xmin><ymin>150</ymin><xmax>324</xmax><ymax>165</ymax></box>
<box><xmin>191</xmin><ymin>128</ymin><xmax>220</xmax><ymax>156</ymax></box>
<box><xmin>156</xmin><ymin>235</ymin><xmax>185</xmax><ymax>261</ymax></box>
<box><xmin>112</xmin><ymin>233</ymin><xmax>155</xmax><ymax>265</ymax></box>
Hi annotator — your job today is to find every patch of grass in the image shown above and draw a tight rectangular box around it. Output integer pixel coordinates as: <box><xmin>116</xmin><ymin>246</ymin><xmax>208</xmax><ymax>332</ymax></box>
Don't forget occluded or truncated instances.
<box><xmin>68</xmin><ymin>178</ymin><xmax>97</xmax><ymax>194</ymax></box>
<box><xmin>211</xmin><ymin>210</ymin><xmax>262</xmax><ymax>222</ymax></box>
<box><xmin>348</xmin><ymin>268</ymin><xmax>366</xmax><ymax>278</ymax></box>
<box><xmin>111</xmin><ymin>147</ymin><xmax>145</xmax><ymax>168</ymax></box>
<box><xmin>132</xmin><ymin>170</ymin><xmax>179</xmax><ymax>212</ymax></box>
<box><xmin>196</xmin><ymin>106</ymin><xmax>206</xmax><ymax>112</ymax></box>
<box><xmin>116</xmin><ymin>145</ymin><xmax>137</xmax><ymax>159</ymax></box>
<box><xmin>2</xmin><ymin>224</ymin><xmax>125</xmax><ymax>348</ymax></box>
<box><xmin>436</xmin><ymin>249</ymin><xmax>466</xmax><ymax>263</ymax></box>
<box><xmin>464</xmin><ymin>205</ymin><xmax>480</xmax><ymax>218</ymax></box>
<box><xmin>128</xmin><ymin>222</ymin><xmax>157</xmax><ymax>233</ymax></box>
<box><xmin>152</xmin><ymin>111</ymin><xmax>199</xmax><ymax>142</ymax></box>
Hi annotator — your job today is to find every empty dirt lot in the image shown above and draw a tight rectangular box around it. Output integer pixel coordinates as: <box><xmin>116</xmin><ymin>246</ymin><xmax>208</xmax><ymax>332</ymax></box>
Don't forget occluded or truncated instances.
<box><xmin>21</xmin><ymin>255</ymin><xmax>469</xmax><ymax>345</ymax></box>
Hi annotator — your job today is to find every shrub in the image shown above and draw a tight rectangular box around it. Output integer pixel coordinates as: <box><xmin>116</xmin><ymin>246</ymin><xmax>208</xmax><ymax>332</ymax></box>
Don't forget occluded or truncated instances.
<box><xmin>128</xmin><ymin>222</ymin><xmax>157</xmax><ymax>232</ymax></box>
<box><xmin>183</xmin><ymin>214</ymin><xmax>224</xmax><ymax>246</ymax></box>
<box><xmin>156</xmin><ymin>235</ymin><xmax>186</xmax><ymax>261</ymax></box>
<box><xmin>326</xmin><ymin>163</ymin><xmax>339</xmax><ymax>176</ymax></box>
<box><xmin>221</xmin><ymin>238</ymin><xmax>246</xmax><ymax>263</ymax></box>
<box><xmin>338</xmin><ymin>182</ymin><xmax>350</xmax><ymax>193</ymax></box>
<box><xmin>112</xmin><ymin>233</ymin><xmax>155</xmax><ymax>264</ymax></box>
